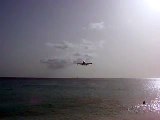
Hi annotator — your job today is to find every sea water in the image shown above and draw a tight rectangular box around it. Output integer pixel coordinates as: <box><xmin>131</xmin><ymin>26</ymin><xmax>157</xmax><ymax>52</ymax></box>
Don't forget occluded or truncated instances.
<box><xmin>0</xmin><ymin>78</ymin><xmax>160</xmax><ymax>120</ymax></box>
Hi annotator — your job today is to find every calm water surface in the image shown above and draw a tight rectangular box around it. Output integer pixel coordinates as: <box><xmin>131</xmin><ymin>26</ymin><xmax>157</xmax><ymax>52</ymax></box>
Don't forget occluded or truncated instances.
<box><xmin>0</xmin><ymin>78</ymin><xmax>160</xmax><ymax>120</ymax></box>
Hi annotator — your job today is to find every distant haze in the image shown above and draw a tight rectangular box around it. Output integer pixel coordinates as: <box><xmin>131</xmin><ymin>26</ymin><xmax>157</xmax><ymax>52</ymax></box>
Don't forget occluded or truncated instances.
<box><xmin>1</xmin><ymin>0</ymin><xmax>160</xmax><ymax>78</ymax></box>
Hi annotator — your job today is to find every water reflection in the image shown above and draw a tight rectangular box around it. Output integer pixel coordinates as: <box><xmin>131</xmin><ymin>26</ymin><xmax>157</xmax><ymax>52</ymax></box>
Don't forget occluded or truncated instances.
<box><xmin>129</xmin><ymin>78</ymin><xmax>160</xmax><ymax>114</ymax></box>
<box><xmin>148</xmin><ymin>78</ymin><xmax>160</xmax><ymax>90</ymax></box>
<box><xmin>128</xmin><ymin>98</ymin><xmax>160</xmax><ymax>113</ymax></box>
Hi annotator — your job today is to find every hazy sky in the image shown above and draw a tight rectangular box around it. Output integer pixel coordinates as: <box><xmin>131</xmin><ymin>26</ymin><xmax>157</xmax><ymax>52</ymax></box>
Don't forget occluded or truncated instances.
<box><xmin>1</xmin><ymin>0</ymin><xmax>160</xmax><ymax>78</ymax></box>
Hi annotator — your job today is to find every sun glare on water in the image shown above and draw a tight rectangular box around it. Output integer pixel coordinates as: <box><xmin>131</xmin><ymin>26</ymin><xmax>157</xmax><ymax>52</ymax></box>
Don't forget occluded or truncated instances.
<box><xmin>146</xmin><ymin>0</ymin><xmax>160</xmax><ymax>12</ymax></box>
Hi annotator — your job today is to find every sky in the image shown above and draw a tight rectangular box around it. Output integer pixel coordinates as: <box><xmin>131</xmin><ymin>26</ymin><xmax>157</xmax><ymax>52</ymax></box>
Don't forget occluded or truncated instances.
<box><xmin>1</xmin><ymin>0</ymin><xmax>160</xmax><ymax>78</ymax></box>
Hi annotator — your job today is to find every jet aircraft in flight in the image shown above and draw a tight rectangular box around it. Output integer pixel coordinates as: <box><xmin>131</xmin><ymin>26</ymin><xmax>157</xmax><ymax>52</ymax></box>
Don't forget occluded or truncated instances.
<box><xmin>77</xmin><ymin>61</ymin><xmax>92</xmax><ymax>66</ymax></box>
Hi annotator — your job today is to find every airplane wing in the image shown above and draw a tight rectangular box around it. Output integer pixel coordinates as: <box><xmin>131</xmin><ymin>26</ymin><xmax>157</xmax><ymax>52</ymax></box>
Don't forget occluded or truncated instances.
<box><xmin>86</xmin><ymin>63</ymin><xmax>92</xmax><ymax>65</ymax></box>
<box><xmin>76</xmin><ymin>62</ymin><xmax>92</xmax><ymax>65</ymax></box>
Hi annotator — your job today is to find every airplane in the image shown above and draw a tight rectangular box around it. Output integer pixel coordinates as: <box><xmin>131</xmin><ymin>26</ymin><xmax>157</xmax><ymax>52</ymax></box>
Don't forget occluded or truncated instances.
<box><xmin>77</xmin><ymin>61</ymin><xmax>92</xmax><ymax>66</ymax></box>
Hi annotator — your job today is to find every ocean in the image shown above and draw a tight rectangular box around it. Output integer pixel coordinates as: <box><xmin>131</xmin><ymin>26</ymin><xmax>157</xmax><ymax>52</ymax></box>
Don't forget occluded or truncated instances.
<box><xmin>0</xmin><ymin>78</ymin><xmax>160</xmax><ymax>120</ymax></box>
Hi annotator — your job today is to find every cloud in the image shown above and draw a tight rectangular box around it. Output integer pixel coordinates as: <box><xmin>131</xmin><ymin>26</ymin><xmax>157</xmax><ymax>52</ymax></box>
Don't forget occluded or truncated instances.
<box><xmin>46</xmin><ymin>39</ymin><xmax>105</xmax><ymax>53</ymax></box>
<box><xmin>73</xmin><ymin>54</ymin><xmax>93</xmax><ymax>64</ymax></box>
<box><xmin>43</xmin><ymin>39</ymin><xmax>105</xmax><ymax>69</ymax></box>
<box><xmin>73</xmin><ymin>52</ymin><xmax>94</xmax><ymax>62</ymax></box>
<box><xmin>45</xmin><ymin>39</ymin><xmax>105</xmax><ymax>55</ymax></box>
<box><xmin>73</xmin><ymin>53</ymin><xmax>81</xmax><ymax>57</ymax></box>
<box><xmin>45</xmin><ymin>42</ymin><xmax>55</xmax><ymax>47</ymax></box>
<box><xmin>40</xmin><ymin>58</ymin><xmax>72</xmax><ymax>69</ymax></box>
<box><xmin>73</xmin><ymin>58</ymin><xmax>83</xmax><ymax>64</ymax></box>
<box><xmin>45</xmin><ymin>39</ymin><xmax>96</xmax><ymax>52</ymax></box>
<box><xmin>89</xmin><ymin>22</ymin><xmax>105</xmax><ymax>30</ymax></box>
<box><xmin>79</xmin><ymin>39</ymin><xmax>105</xmax><ymax>51</ymax></box>
<box><xmin>45</xmin><ymin>41</ymin><xmax>74</xmax><ymax>50</ymax></box>
<box><xmin>84</xmin><ymin>54</ymin><xmax>93</xmax><ymax>61</ymax></box>
<box><xmin>53</xmin><ymin>44</ymin><xmax>68</xmax><ymax>49</ymax></box>
<box><xmin>40</xmin><ymin>53</ymin><xmax>94</xmax><ymax>70</ymax></box>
